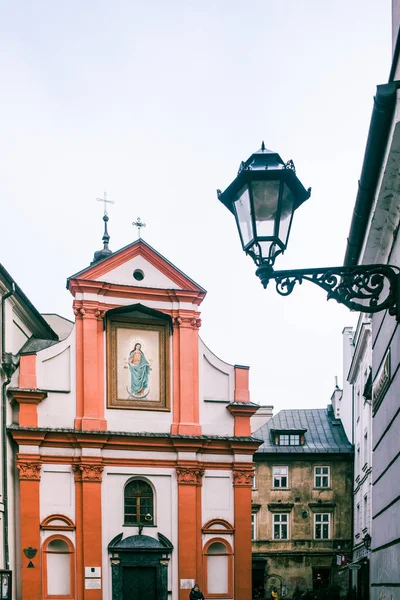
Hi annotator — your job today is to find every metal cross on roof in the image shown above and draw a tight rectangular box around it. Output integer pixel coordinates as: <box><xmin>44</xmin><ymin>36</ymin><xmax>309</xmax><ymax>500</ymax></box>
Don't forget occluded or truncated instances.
<box><xmin>96</xmin><ymin>191</ymin><xmax>114</xmax><ymax>215</ymax></box>
<box><xmin>133</xmin><ymin>217</ymin><xmax>146</xmax><ymax>238</ymax></box>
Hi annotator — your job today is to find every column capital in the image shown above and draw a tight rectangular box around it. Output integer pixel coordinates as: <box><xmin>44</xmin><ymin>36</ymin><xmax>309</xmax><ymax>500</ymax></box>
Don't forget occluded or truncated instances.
<box><xmin>232</xmin><ymin>468</ymin><xmax>254</xmax><ymax>487</ymax></box>
<box><xmin>73</xmin><ymin>463</ymin><xmax>104</xmax><ymax>482</ymax></box>
<box><xmin>176</xmin><ymin>467</ymin><xmax>204</xmax><ymax>485</ymax></box>
<box><xmin>16</xmin><ymin>460</ymin><xmax>41</xmax><ymax>481</ymax></box>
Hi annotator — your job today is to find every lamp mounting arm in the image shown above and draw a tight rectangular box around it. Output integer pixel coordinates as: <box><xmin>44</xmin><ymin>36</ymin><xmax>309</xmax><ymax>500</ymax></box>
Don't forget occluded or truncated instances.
<box><xmin>256</xmin><ymin>264</ymin><xmax>400</xmax><ymax>318</ymax></box>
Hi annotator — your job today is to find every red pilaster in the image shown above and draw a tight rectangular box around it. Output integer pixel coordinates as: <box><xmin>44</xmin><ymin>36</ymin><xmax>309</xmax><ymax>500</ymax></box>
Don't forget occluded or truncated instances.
<box><xmin>19</xmin><ymin>355</ymin><xmax>37</xmax><ymax>389</ymax></box>
<box><xmin>177</xmin><ymin>466</ymin><xmax>204</xmax><ymax>600</ymax></box>
<box><xmin>73</xmin><ymin>462</ymin><xmax>104</xmax><ymax>600</ymax></box>
<box><xmin>16</xmin><ymin>457</ymin><xmax>42</xmax><ymax>600</ymax></box>
<box><xmin>73</xmin><ymin>304</ymin><xmax>107</xmax><ymax>431</ymax></box>
<box><xmin>234</xmin><ymin>365</ymin><xmax>250</xmax><ymax>402</ymax></box>
<box><xmin>233</xmin><ymin>467</ymin><xmax>254</xmax><ymax>600</ymax></box>
<box><xmin>171</xmin><ymin>314</ymin><xmax>202</xmax><ymax>435</ymax></box>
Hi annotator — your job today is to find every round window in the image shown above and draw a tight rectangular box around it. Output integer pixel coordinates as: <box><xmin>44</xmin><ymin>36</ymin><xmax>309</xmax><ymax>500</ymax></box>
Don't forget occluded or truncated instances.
<box><xmin>133</xmin><ymin>269</ymin><xmax>145</xmax><ymax>281</ymax></box>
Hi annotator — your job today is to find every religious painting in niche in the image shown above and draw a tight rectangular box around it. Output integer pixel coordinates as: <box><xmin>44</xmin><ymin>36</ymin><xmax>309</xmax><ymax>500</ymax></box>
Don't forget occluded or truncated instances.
<box><xmin>107</xmin><ymin>319</ymin><xmax>169</xmax><ymax>411</ymax></box>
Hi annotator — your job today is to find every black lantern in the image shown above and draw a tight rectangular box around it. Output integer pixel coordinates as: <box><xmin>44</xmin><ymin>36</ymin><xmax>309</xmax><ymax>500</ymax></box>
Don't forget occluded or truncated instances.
<box><xmin>217</xmin><ymin>142</ymin><xmax>311</xmax><ymax>269</ymax></box>
<box><xmin>218</xmin><ymin>143</ymin><xmax>400</xmax><ymax>318</ymax></box>
<box><xmin>363</xmin><ymin>533</ymin><xmax>372</xmax><ymax>549</ymax></box>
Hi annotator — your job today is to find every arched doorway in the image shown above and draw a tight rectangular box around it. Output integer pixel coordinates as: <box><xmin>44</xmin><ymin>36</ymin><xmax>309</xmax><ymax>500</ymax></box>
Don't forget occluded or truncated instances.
<box><xmin>108</xmin><ymin>532</ymin><xmax>173</xmax><ymax>600</ymax></box>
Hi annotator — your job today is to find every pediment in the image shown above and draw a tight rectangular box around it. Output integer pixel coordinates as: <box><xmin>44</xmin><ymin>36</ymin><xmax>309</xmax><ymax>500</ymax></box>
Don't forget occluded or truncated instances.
<box><xmin>68</xmin><ymin>239</ymin><xmax>205</xmax><ymax>294</ymax></box>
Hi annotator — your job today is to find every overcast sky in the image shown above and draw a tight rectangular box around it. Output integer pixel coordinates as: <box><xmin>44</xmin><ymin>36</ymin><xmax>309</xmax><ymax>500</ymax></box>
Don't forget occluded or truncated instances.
<box><xmin>0</xmin><ymin>1</ymin><xmax>392</xmax><ymax>412</ymax></box>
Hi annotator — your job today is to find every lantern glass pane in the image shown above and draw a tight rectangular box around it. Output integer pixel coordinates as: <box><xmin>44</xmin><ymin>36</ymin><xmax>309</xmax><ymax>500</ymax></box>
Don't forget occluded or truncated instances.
<box><xmin>277</xmin><ymin>183</ymin><xmax>295</xmax><ymax>247</ymax></box>
<box><xmin>252</xmin><ymin>180</ymin><xmax>280</xmax><ymax>239</ymax></box>
<box><xmin>234</xmin><ymin>187</ymin><xmax>253</xmax><ymax>248</ymax></box>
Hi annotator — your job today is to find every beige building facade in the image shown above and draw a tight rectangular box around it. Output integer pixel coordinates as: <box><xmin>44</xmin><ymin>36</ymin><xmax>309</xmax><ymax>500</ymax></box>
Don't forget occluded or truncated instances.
<box><xmin>252</xmin><ymin>407</ymin><xmax>353</xmax><ymax>599</ymax></box>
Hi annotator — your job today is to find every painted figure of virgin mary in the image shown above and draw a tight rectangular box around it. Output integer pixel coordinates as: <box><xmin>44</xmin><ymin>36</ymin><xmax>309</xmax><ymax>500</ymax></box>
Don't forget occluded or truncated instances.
<box><xmin>127</xmin><ymin>343</ymin><xmax>150</xmax><ymax>398</ymax></box>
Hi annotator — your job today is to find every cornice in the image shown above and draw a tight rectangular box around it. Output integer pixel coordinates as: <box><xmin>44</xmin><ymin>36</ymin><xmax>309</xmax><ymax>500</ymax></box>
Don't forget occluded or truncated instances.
<box><xmin>9</xmin><ymin>388</ymin><xmax>48</xmax><ymax>405</ymax></box>
<box><xmin>8</xmin><ymin>426</ymin><xmax>262</xmax><ymax>454</ymax></box>
<box><xmin>69</xmin><ymin>280</ymin><xmax>205</xmax><ymax>306</ymax></box>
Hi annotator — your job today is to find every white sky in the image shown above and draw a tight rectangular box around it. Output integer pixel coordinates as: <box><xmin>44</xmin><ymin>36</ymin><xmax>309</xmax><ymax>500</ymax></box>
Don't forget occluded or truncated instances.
<box><xmin>0</xmin><ymin>1</ymin><xmax>392</xmax><ymax>412</ymax></box>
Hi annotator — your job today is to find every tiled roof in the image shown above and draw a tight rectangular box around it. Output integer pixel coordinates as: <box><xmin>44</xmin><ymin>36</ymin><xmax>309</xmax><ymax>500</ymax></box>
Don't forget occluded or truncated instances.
<box><xmin>254</xmin><ymin>406</ymin><xmax>352</xmax><ymax>454</ymax></box>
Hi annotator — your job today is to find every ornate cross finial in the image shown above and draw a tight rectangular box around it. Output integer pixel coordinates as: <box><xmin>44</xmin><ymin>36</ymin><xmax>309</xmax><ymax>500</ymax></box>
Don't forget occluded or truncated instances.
<box><xmin>96</xmin><ymin>191</ymin><xmax>114</xmax><ymax>215</ymax></box>
<box><xmin>132</xmin><ymin>217</ymin><xmax>146</xmax><ymax>239</ymax></box>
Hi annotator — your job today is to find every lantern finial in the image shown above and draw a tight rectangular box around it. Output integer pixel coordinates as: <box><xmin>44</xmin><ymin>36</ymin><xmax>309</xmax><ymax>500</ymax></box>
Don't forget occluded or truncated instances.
<box><xmin>261</xmin><ymin>141</ymin><xmax>265</xmax><ymax>151</ymax></box>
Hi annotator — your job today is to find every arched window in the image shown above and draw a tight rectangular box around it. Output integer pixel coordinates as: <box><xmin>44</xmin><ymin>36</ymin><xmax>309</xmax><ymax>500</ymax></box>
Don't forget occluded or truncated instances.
<box><xmin>203</xmin><ymin>539</ymin><xmax>233</xmax><ymax>598</ymax></box>
<box><xmin>42</xmin><ymin>536</ymin><xmax>75</xmax><ymax>599</ymax></box>
<box><xmin>124</xmin><ymin>479</ymin><xmax>154</xmax><ymax>525</ymax></box>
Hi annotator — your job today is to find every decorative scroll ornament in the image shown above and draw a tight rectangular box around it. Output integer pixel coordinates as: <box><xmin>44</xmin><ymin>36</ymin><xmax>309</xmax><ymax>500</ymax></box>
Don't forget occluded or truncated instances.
<box><xmin>16</xmin><ymin>461</ymin><xmax>41</xmax><ymax>481</ymax></box>
<box><xmin>73</xmin><ymin>464</ymin><xmax>104</xmax><ymax>482</ymax></box>
<box><xmin>176</xmin><ymin>467</ymin><xmax>205</xmax><ymax>485</ymax></box>
<box><xmin>257</xmin><ymin>264</ymin><xmax>400</xmax><ymax>316</ymax></box>
<box><xmin>232</xmin><ymin>469</ymin><xmax>254</xmax><ymax>487</ymax></box>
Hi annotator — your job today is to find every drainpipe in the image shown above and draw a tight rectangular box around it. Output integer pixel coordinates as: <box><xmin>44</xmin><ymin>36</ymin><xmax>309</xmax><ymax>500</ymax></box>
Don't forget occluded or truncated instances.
<box><xmin>1</xmin><ymin>283</ymin><xmax>16</xmax><ymax>570</ymax></box>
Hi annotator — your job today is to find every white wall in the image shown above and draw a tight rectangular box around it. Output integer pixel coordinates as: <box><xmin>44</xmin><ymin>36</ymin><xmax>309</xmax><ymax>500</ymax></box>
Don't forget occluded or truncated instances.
<box><xmin>37</xmin><ymin>330</ymin><xmax>76</xmax><ymax>428</ymax></box>
<box><xmin>199</xmin><ymin>339</ymin><xmax>234</xmax><ymax>437</ymax></box>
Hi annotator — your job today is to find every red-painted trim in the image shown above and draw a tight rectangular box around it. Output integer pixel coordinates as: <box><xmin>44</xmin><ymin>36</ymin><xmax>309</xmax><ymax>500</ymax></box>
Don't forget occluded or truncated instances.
<box><xmin>19</xmin><ymin>354</ymin><xmax>37</xmax><ymax>389</ymax></box>
<box><xmin>9</xmin><ymin>388</ymin><xmax>47</xmax><ymax>427</ymax></box>
<box><xmin>69</xmin><ymin>240</ymin><xmax>206</xmax><ymax>294</ymax></box>
<box><xmin>227</xmin><ymin>403</ymin><xmax>259</xmax><ymax>437</ymax></box>
<box><xmin>203</xmin><ymin>538</ymin><xmax>233</xmax><ymax>599</ymax></box>
<box><xmin>202</xmin><ymin>518</ymin><xmax>234</xmax><ymax>534</ymax></box>
<box><xmin>233</xmin><ymin>483</ymin><xmax>252</xmax><ymax>600</ymax></box>
<box><xmin>234</xmin><ymin>366</ymin><xmax>250</xmax><ymax>403</ymax></box>
<box><xmin>9</xmin><ymin>429</ymin><xmax>261</xmax><ymax>455</ymax></box>
<box><xmin>41</xmin><ymin>514</ymin><xmax>75</xmax><ymax>531</ymax></box>
<box><xmin>42</xmin><ymin>534</ymin><xmax>75</xmax><ymax>600</ymax></box>
<box><xmin>18</xmin><ymin>459</ymin><xmax>42</xmax><ymax>599</ymax></box>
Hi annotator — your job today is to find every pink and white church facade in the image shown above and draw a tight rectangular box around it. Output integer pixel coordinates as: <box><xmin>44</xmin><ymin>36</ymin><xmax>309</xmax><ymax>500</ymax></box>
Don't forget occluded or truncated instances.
<box><xmin>1</xmin><ymin>238</ymin><xmax>260</xmax><ymax>600</ymax></box>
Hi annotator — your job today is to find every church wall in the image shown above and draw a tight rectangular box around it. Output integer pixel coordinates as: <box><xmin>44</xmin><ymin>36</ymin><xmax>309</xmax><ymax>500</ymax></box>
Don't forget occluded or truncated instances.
<box><xmin>40</xmin><ymin>464</ymin><xmax>75</xmax><ymax>522</ymax></box>
<box><xmin>202</xmin><ymin>471</ymin><xmax>234</xmax><ymax>526</ymax></box>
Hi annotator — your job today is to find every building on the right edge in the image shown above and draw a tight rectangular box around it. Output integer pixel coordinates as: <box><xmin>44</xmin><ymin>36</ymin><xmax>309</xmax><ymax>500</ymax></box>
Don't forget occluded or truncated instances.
<box><xmin>343</xmin><ymin>2</ymin><xmax>400</xmax><ymax>596</ymax></box>
<box><xmin>341</xmin><ymin>317</ymin><xmax>373</xmax><ymax>599</ymax></box>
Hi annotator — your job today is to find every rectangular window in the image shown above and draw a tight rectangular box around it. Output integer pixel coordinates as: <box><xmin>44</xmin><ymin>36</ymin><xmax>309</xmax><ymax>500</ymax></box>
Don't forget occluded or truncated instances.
<box><xmin>252</xmin><ymin>474</ymin><xmax>257</xmax><ymax>490</ymax></box>
<box><xmin>252</xmin><ymin>513</ymin><xmax>257</xmax><ymax>540</ymax></box>
<box><xmin>363</xmin><ymin>495</ymin><xmax>368</xmax><ymax>529</ymax></box>
<box><xmin>314</xmin><ymin>513</ymin><xmax>330</xmax><ymax>539</ymax></box>
<box><xmin>273</xmin><ymin>513</ymin><xmax>289</xmax><ymax>540</ymax></box>
<box><xmin>363</xmin><ymin>432</ymin><xmax>368</xmax><ymax>467</ymax></box>
<box><xmin>273</xmin><ymin>466</ymin><xmax>288</xmax><ymax>488</ymax></box>
<box><xmin>314</xmin><ymin>466</ymin><xmax>330</xmax><ymax>488</ymax></box>
<box><xmin>278</xmin><ymin>434</ymin><xmax>300</xmax><ymax>446</ymax></box>
<box><xmin>356</xmin><ymin>503</ymin><xmax>360</xmax><ymax>536</ymax></box>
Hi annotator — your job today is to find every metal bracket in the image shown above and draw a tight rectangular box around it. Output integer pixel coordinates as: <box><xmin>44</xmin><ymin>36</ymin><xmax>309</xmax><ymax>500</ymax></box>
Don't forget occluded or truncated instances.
<box><xmin>256</xmin><ymin>264</ymin><xmax>400</xmax><ymax>317</ymax></box>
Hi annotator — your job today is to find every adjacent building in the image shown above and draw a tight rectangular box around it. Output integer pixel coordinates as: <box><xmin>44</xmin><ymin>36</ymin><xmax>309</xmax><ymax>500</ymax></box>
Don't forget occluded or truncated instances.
<box><xmin>342</xmin><ymin>3</ymin><xmax>400</xmax><ymax>596</ymax></box>
<box><xmin>1</xmin><ymin>235</ymin><xmax>261</xmax><ymax>600</ymax></box>
<box><xmin>345</xmin><ymin>317</ymin><xmax>372</xmax><ymax>598</ymax></box>
<box><xmin>252</xmin><ymin>406</ymin><xmax>353</xmax><ymax>598</ymax></box>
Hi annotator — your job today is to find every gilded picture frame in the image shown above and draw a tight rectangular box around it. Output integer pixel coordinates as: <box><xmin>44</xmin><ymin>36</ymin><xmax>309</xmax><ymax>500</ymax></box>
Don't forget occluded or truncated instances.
<box><xmin>107</xmin><ymin>318</ymin><xmax>170</xmax><ymax>411</ymax></box>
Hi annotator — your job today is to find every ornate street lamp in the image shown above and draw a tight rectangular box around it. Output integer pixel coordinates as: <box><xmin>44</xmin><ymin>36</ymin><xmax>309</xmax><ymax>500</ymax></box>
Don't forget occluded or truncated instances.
<box><xmin>218</xmin><ymin>143</ymin><xmax>400</xmax><ymax>318</ymax></box>
<box><xmin>363</xmin><ymin>533</ymin><xmax>372</xmax><ymax>550</ymax></box>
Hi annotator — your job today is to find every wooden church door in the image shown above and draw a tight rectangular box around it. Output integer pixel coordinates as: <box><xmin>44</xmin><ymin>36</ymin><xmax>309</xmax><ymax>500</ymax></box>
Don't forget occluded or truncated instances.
<box><xmin>122</xmin><ymin>566</ymin><xmax>157</xmax><ymax>600</ymax></box>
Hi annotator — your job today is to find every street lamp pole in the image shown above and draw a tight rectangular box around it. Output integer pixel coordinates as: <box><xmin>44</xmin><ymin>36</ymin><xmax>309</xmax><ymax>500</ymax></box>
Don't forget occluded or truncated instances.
<box><xmin>218</xmin><ymin>143</ymin><xmax>400</xmax><ymax>319</ymax></box>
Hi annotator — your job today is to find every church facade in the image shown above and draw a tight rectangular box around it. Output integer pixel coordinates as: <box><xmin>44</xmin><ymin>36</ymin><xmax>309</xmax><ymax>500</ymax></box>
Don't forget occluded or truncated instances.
<box><xmin>3</xmin><ymin>239</ymin><xmax>260</xmax><ymax>600</ymax></box>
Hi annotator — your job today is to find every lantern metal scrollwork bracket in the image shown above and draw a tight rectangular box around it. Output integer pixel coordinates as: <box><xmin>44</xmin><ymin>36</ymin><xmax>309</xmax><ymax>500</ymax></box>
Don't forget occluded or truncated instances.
<box><xmin>256</xmin><ymin>263</ymin><xmax>400</xmax><ymax>319</ymax></box>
